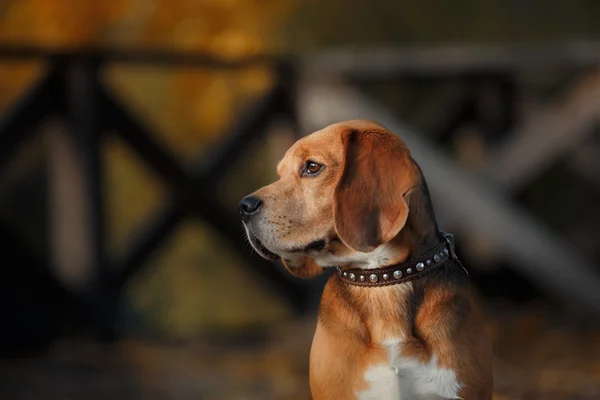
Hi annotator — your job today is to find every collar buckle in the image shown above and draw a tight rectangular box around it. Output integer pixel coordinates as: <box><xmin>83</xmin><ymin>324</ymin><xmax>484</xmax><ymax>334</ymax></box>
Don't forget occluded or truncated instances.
<box><xmin>441</xmin><ymin>230</ymin><xmax>470</xmax><ymax>277</ymax></box>
<box><xmin>441</xmin><ymin>230</ymin><xmax>457</xmax><ymax>260</ymax></box>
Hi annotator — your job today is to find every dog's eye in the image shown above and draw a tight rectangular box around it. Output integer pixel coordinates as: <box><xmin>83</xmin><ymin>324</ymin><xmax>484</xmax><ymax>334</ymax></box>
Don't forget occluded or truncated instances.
<box><xmin>303</xmin><ymin>161</ymin><xmax>323</xmax><ymax>176</ymax></box>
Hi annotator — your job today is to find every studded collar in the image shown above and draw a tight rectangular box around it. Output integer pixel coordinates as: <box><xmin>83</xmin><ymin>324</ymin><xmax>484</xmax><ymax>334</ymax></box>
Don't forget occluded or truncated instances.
<box><xmin>336</xmin><ymin>231</ymin><xmax>465</xmax><ymax>287</ymax></box>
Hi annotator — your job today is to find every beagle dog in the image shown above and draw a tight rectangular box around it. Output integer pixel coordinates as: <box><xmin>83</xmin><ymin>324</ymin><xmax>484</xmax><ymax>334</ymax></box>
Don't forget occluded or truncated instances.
<box><xmin>239</xmin><ymin>120</ymin><xmax>492</xmax><ymax>400</ymax></box>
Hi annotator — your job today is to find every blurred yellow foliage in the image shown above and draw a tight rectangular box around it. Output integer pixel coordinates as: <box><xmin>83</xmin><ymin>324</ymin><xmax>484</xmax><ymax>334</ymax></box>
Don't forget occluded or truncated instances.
<box><xmin>0</xmin><ymin>0</ymin><xmax>294</xmax><ymax>52</ymax></box>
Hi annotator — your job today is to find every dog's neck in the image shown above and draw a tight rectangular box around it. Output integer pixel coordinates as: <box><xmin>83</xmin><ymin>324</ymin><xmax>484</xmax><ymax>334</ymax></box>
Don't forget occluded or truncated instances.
<box><xmin>315</xmin><ymin>182</ymin><xmax>441</xmax><ymax>270</ymax></box>
<box><xmin>360</xmin><ymin>182</ymin><xmax>441</xmax><ymax>270</ymax></box>
<box><xmin>392</xmin><ymin>182</ymin><xmax>441</xmax><ymax>263</ymax></box>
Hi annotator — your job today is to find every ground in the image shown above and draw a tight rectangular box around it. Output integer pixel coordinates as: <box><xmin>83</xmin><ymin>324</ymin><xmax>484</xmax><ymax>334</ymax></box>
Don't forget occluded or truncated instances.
<box><xmin>1</xmin><ymin>304</ymin><xmax>599</xmax><ymax>400</ymax></box>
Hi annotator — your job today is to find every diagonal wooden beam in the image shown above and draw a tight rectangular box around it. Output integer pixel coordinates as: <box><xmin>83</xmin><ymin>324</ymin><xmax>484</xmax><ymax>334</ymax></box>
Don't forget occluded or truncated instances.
<box><xmin>112</xmin><ymin>202</ymin><xmax>182</xmax><ymax>290</ymax></box>
<box><xmin>484</xmin><ymin>71</ymin><xmax>600</xmax><ymax>191</ymax></box>
<box><xmin>197</xmin><ymin>65</ymin><xmax>290</xmax><ymax>186</ymax></box>
<box><xmin>98</xmin><ymin>86</ymin><xmax>192</xmax><ymax>188</ymax></box>
<box><xmin>0</xmin><ymin>66</ymin><xmax>60</xmax><ymax>170</ymax></box>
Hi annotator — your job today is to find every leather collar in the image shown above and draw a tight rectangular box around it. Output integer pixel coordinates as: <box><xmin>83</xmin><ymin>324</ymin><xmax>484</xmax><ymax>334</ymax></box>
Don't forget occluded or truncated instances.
<box><xmin>336</xmin><ymin>231</ymin><xmax>466</xmax><ymax>287</ymax></box>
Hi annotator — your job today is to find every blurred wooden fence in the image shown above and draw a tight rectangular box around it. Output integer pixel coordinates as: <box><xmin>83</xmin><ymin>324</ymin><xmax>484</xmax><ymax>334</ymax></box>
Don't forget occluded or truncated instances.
<box><xmin>1</xmin><ymin>42</ymin><xmax>600</xmax><ymax>340</ymax></box>
<box><xmin>0</xmin><ymin>46</ymin><xmax>304</xmax><ymax>341</ymax></box>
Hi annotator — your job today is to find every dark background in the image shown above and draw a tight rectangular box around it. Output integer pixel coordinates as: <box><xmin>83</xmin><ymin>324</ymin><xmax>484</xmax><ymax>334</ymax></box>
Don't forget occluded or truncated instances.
<box><xmin>0</xmin><ymin>1</ymin><xmax>599</xmax><ymax>399</ymax></box>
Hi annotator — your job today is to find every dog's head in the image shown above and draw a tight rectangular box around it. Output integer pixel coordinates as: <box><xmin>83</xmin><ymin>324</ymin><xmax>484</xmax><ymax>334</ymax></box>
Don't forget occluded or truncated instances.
<box><xmin>239</xmin><ymin>120</ymin><xmax>431</xmax><ymax>278</ymax></box>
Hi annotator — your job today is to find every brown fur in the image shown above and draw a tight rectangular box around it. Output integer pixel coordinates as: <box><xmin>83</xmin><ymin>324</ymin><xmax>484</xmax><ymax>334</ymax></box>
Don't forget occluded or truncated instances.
<box><xmin>241</xmin><ymin>120</ymin><xmax>493</xmax><ymax>399</ymax></box>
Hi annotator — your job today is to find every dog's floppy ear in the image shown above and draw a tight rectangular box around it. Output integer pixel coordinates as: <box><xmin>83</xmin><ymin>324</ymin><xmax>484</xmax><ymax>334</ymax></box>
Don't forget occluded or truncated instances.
<box><xmin>281</xmin><ymin>257</ymin><xmax>325</xmax><ymax>279</ymax></box>
<box><xmin>333</xmin><ymin>129</ymin><xmax>418</xmax><ymax>252</ymax></box>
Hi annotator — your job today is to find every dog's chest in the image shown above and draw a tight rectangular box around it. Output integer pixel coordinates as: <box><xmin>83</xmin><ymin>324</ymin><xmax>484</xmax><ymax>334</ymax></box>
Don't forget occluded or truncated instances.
<box><xmin>356</xmin><ymin>341</ymin><xmax>461</xmax><ymax>400</ymax></box>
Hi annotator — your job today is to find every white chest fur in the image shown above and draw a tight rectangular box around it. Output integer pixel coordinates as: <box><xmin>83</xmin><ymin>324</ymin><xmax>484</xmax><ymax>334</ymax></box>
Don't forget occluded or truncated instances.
<box><xmin>356</xmin><ymin>340</ymin><xmax>462</xmax><ymax>400</ymax></box>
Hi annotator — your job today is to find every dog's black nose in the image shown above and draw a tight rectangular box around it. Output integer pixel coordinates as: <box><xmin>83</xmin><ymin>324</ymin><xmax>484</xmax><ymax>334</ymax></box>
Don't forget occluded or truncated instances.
<box><xmin>239</xmin><ymin>196</ymin><xmax>263</xmax><ymax>220</ymax></box>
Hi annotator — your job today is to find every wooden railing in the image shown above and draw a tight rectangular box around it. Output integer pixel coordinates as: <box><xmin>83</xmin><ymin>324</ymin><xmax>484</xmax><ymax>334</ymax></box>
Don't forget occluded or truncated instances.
<box><xmin>1</xmin><ymin>42</ymin><xmax>599</xmax><ymax>341</ymax></box>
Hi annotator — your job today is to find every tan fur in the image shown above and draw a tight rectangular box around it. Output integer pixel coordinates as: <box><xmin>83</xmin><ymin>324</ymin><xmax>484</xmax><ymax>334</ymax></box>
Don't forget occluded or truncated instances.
<box><xmin>241</xmin><ymin>120</ymin><xmax>492</xmax><ymax>399</ymax></box>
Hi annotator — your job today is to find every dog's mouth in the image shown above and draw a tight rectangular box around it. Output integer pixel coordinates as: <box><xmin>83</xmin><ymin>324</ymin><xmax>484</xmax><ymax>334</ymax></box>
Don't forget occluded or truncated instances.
<box><xmin>244</xmin><ymin>228</ymin><xmax>280</xmax><ymax>261</ymax></box>
<box><xmin>286</xmin><ymin>239</ymin><xmax>327</xmax><ymax>253</ymax></box>
<box><xmin>244</xmin><ymin>225</ymin><xmax>327</xmax><ymax>261</ymax></box>
<box><xmin>305</xmin><ymin>239</ymin><xmax>326</xmax><ymax>251</ymax></box>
